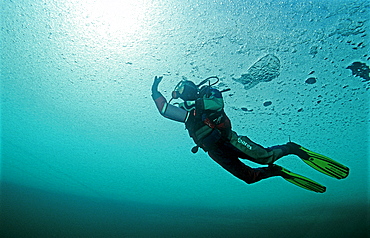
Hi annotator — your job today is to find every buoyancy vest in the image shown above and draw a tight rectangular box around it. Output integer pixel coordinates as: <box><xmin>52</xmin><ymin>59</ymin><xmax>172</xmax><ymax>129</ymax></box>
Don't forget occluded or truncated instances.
<box><xmin>183</xmin><ymin>86</ymin><xmax>231</xmax><ymax>151</ymax></box>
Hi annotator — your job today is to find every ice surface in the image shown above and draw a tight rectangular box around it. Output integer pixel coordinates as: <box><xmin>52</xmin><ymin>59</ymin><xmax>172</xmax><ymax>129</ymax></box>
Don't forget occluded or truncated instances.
<box><xmin>2</xmin><ymin>0</ymin><xmax>369</xmax><ymax>237</ymax></box>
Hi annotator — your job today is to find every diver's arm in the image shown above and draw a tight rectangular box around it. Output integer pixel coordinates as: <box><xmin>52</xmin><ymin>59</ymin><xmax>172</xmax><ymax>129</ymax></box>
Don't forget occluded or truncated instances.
<box><xmin>152</xmin><ymin>76</ymin><xmax>188</xmax><ymax>123</ymax></box>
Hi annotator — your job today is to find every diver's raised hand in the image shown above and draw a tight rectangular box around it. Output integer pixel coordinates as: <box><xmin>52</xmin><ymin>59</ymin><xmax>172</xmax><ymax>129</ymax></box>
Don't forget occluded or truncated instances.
<box><xmin>152</xmin><ymin>76</ymin><xmax>163</xmax><ymax>93</ymax></box>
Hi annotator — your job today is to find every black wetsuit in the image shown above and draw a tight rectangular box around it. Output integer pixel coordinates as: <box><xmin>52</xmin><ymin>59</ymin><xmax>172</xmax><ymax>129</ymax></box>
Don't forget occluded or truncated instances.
<box><xmin>152</xmin><ymin>85</ymin><xmax>290</xmax><ymax>184</ymax></box>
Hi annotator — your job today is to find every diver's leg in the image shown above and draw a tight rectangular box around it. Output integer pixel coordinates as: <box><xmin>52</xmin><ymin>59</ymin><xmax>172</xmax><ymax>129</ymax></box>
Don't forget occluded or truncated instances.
<box><xmin>229</xmin><ymin>135</ymin><xmax>290</xmax><ymax>164</ymax></box>
<box><xmin>207</xmin><ymin>149</ymin><xmax>279</xmax><ymax>184</ymax></box>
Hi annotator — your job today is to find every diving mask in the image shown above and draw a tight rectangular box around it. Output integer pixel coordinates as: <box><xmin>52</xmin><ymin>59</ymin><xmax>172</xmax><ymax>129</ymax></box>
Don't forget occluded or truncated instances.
<box><xmin>171</xmin><ymin>80</ymin><xmax>185</xmax><ymax>99</ymax></box>
<box><xmin>171</xmin><ymin>80</ymin><xmax>198</xmax><ymax>101</ymax></box>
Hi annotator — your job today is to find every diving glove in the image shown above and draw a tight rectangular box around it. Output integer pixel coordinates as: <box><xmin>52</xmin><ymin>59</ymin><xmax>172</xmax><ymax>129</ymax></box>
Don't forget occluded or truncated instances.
<box><xmin>152</xmin><ymin>76</ymin><xmax>163</xmax><ymax>99</ymax></box>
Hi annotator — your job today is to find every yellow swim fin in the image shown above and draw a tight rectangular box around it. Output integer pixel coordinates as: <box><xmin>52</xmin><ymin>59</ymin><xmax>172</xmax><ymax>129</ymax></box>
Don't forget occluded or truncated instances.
<box><xmin>277</xmin><ymin>165</ymin><xmax>326</xmax><ymax>193</ymax></box>
<box><xmin>287</xmin><ymin>142</ymin><xmax>349</xmax><ymax>179</ymax></box>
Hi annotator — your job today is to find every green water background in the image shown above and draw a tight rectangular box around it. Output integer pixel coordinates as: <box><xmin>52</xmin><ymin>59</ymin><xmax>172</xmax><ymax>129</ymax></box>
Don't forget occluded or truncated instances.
<box><xmin>1</xmin><ymin>0</ymin><xmax>369</xmax><ymax>237</ymax></box>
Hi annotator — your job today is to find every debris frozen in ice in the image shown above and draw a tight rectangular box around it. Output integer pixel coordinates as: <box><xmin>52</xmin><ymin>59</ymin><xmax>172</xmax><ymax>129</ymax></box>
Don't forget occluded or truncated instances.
<box><xmin>346</xmin><ymin>62</ymin><xmax>370</xmax><ymax>82</ymax></box>
<box><xmin>232</xmin><ymin>54</ymin><xmax>280</xmax><ymax>90</ymax></box>
<box><xmin>305</xmin><ymin>77</ymin><xmax>317</xmax><ymax>84</ymax></box>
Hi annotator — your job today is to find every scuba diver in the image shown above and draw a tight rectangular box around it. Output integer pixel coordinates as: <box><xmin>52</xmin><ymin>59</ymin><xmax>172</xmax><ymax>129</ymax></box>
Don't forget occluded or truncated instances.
<box><xmin>151</xmin><ymin>76</ymin><xmax>349</xmax><ymax>193</ymax></box>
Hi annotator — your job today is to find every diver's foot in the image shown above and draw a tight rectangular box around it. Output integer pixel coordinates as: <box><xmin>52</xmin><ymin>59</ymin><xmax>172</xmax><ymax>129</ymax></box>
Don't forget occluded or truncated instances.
<box><xmin>268</xmin><ymin>164</ymin><xmax>285</xmax><ymax>177</ymax></box>
<box><xmin>285</xmin><ymin>142</ymin><xmax>309</xmax><ymax>160</ymax></box>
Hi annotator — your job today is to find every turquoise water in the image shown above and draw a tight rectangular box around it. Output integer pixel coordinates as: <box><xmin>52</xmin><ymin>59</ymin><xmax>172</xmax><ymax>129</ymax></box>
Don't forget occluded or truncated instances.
<box><xmin>1</xmin><ymin>0</ymin><xmax>369</xmax><ymax>237</ymax></box>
